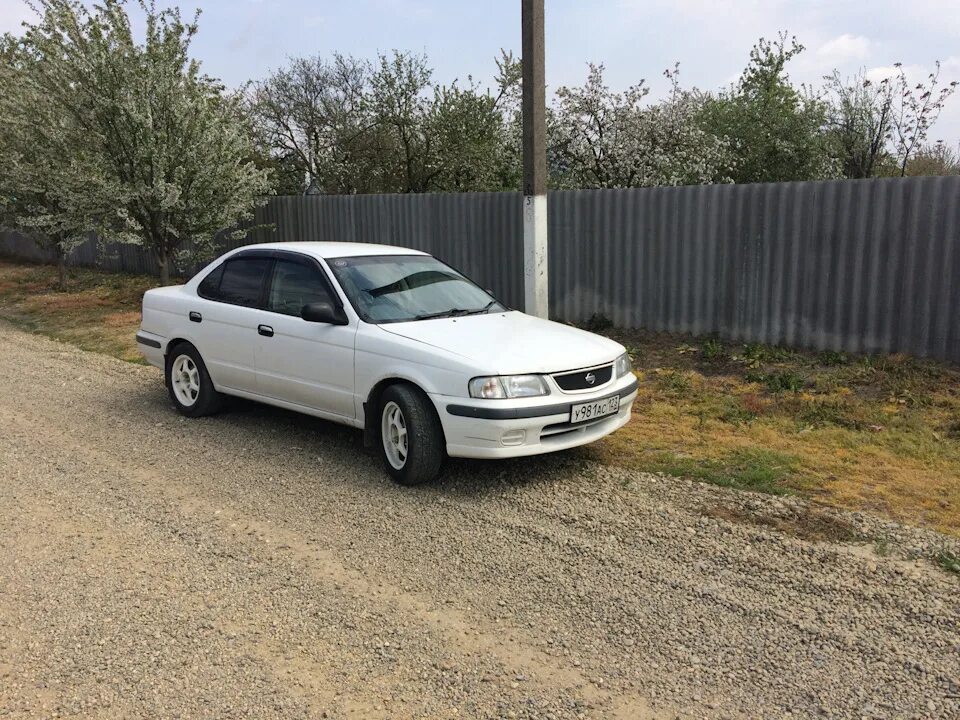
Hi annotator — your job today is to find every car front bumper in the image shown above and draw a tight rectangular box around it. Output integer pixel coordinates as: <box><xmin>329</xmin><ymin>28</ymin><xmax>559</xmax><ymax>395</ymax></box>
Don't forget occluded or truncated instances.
<box><xmin>432</xmin><ymin>375</ymin><xmax>639</xmax><ymax>459</ymax></box>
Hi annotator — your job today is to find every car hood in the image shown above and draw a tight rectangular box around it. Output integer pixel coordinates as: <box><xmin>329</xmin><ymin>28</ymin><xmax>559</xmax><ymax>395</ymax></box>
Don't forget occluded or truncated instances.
<box><xmin>377</xmin><ymin>311</ymin><xmax>624</xmax><ymax>375</ymax></box>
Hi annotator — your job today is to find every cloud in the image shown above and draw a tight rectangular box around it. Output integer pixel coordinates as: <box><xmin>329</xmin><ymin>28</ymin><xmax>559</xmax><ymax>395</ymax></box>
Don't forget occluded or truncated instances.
<box><xmin>816</xmin><ymin>34</ymin><xmax>872</xmax><ymax>64</ymax></box>
<box><xmin>865</xmin><ymin>62</ymin><xmax>943</xmax><ymax>84</ymax></box>
<box><xmin>940</xmin><ymin>56</ymin><xmax>960</xmax><ymax>76</ymax></box>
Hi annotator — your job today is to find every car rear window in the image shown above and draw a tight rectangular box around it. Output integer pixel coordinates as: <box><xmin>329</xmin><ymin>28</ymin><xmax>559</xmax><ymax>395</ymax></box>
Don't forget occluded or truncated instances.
<box><xmin>197</xmin><ymin>264</ymin><xmax>224</xmax><ymax>299</ymax></box>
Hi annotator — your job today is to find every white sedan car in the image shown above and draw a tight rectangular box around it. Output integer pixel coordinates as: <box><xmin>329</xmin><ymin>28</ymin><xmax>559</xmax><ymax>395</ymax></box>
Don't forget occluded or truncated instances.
<box><xmin>137</xmin><ymin>242</ymin><xmax>638</xmax><ymax>484</ymax></box>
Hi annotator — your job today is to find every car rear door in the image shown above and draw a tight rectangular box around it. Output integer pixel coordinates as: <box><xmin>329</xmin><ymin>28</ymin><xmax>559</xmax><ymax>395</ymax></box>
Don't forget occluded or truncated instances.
<box><xmin>192</xmin><ymin>254</ymin><xmax>272</xmax><ymax>393</ymax></box>
<box><xmin>254</xmin><ymin>253</ymin><xmax>357</xmax><ymax>419</ymax></box>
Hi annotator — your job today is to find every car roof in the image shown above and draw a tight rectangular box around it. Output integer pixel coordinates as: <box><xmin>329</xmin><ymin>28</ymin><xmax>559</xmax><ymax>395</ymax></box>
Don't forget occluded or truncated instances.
<box><xmin>231</xmin><ymin>241</ymin><xmax>429</xmax><ymax>260</ymax></box>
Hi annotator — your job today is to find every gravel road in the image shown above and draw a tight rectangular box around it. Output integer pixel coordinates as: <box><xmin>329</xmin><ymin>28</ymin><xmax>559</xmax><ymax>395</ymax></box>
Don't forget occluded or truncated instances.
<box><xmin>0</xmin><ymin>321</ymin><xmax>958</xmax><ymax>720</ymax></box>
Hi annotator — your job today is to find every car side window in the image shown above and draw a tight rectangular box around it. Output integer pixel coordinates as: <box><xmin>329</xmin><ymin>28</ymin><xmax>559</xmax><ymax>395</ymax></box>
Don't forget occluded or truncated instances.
<box><xmin>215</xmin><ymin>257</ymin><xmax>272</xmax><ymax>307</ymax></box>
<box><xmin>267</xmin><ymin>259</ymin><xmax>334</xmax><ymax>317</ymax></box>
<box><xmin>197</xmin><ymin>263</ymin><xmax>225</xmax><ymax>299</ymax></box>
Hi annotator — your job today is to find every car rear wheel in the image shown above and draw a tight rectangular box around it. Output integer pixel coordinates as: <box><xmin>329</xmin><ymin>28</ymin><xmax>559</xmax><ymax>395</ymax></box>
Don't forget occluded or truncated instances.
<box><xmin>166</xmin><ymin>343</ymin><xmax>223</xmax><ymax>417</ymax></box>
<box><xmin>379</xmin><ymin>384</ymin><xmax>444</xmax><ymax>485</ymax></box>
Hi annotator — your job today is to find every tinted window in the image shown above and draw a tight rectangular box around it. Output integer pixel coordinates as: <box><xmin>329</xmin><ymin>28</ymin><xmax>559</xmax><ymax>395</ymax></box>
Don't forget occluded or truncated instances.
<box><xmin>217</xmin><ymin>257</ymin><xmax>271</xmax><ymax>307</ymax></box>
<box><xmin>266</xmin><ymin>259</ymin><xmax>334</xmax><ymax>316</ymax></box>
<box><xmin>197</xmin><ymin>263</ymin><xmax>225</xmax><ymax>299</ymax></box>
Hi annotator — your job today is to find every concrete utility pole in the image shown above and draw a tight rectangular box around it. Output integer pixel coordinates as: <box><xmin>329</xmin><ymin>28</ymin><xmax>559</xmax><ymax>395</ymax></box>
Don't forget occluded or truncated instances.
<box><xmin>521</xmin><ymin>0</ymin><xmax>548</xmax><ymax>318</ymax></box>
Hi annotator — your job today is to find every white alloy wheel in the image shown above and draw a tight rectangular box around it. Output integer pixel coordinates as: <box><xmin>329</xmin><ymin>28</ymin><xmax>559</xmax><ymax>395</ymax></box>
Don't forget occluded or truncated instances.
<box><xmin>381</xmin><ymin>400</ymin><xmax>408</xmax><ymax>470</ymax></box>
<box><xmin>171</xmin><ymin>354</ymin><xmax>201</xmax><ymax>407</ymax></box>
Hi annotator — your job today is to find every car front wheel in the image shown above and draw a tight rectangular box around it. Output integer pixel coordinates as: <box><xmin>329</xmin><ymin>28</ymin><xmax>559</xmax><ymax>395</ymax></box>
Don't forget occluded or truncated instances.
<box><xmin>379</xmin><ymin>384</ymin><xmax>444</xmax><ymax>485</ymax></box>
<box><xmin>166</xmin><ymin>343</ymin><xmax>223</xmax><ymax>417</ymax></box>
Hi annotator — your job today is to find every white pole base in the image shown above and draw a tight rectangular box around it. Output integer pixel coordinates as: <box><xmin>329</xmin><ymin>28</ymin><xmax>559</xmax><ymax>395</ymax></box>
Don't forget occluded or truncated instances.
<box><xmin>523</xmin><ymin>194</ymin><xmax>548</xmax><ymax>318</ymax></box>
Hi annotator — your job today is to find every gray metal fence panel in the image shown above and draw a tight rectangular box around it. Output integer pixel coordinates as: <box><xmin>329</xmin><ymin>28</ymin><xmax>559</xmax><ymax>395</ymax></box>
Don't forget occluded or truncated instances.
<box><xmin>2</xmin><ymin>176</ymin><xmax>958</xmax><ymax>361</ymax></box>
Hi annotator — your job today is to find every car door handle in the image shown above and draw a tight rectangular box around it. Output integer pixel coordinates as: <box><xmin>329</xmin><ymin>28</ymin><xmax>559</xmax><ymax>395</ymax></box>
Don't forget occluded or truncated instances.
<box><xmin>258</xmin><ymin>324</ymin><xmax>274</xmax><ymax>338</ymax></box>
<box><xmin>189</xmin><ymin>311</ymin><xmax>202</xmax><ymax>323</ymax></box>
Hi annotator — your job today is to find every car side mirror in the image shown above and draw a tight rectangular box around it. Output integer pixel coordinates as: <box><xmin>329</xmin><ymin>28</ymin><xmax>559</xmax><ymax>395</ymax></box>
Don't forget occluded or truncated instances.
<box><xmin>301</xmin><ymin>301</ymin><xmax>348</xmax><ymax>325</ymax></box>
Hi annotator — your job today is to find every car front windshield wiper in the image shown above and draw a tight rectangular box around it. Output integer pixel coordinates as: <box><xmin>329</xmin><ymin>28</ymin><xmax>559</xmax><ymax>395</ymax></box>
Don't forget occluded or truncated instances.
<box><xmin>414</xmin><ymin>308</ymin><xmax>473</xmax><ymax>321</ymax></box>
<box><xmin>415</xmin><ymin>300</ymin><xmax>499</xmax><ymax>321</ymax></box>
<box><xmin>460</xmin><ymin>300</ymin><xmax>499</xmax><ymax>315</ymax></box>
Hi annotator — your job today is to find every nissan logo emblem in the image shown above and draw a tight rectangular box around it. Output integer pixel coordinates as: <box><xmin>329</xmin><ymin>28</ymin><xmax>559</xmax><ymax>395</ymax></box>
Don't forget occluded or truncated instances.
<box><xmin>585</xmin><ymin>372</ymin><xmax>596</xmax><ymax>385</ymax></box>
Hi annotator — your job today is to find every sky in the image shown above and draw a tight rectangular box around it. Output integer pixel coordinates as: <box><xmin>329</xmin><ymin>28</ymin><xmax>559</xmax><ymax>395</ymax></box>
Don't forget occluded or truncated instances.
<box><xmin>2</xmin><ymin>0</ymin><xmax>959</xmax><ymax>146</ymax></box>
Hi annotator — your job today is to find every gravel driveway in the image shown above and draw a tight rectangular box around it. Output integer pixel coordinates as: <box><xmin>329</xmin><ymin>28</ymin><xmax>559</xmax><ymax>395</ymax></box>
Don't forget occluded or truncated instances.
<box><xmin>0</xmin><ymin>321</ymin><xmax>957</xmax><ymax>720</ymax></box>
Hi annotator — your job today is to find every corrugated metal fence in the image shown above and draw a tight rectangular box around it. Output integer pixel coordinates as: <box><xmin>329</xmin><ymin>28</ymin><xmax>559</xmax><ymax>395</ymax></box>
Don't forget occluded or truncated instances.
<box><xmin>2</xmin><ymin>176</ymin><xmax>959</xmax><ymax>361</ymax></box>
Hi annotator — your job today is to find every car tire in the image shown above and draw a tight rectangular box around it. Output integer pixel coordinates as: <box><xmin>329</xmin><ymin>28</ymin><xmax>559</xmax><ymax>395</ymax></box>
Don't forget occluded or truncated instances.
<box><xmin>378</xmin><ymin>384</ymin><xmax>445</xmax><ymax>485</ymax></box>
<box><xmin>166</xmin><ymin>342</ymin><xmax>223</xmax><ymax>418</ymax></box>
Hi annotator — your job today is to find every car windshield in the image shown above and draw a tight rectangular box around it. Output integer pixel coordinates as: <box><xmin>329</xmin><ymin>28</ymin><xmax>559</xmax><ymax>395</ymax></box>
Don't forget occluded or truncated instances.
<box><xmin>328</xmin><ymin>254</ymin><xmax>505</xmax><ymax>324</ymax></box>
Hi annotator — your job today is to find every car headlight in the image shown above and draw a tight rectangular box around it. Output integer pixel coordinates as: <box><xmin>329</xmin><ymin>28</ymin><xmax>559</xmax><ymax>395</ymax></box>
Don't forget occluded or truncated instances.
<box><xmin>615</xmin><ymin>352</ymin><xmax>633</xmax><ymax>378</ymax></box>
<box><xmin>469</xmin><ymin>375</ymin><xmax>549</xmax><ymax>399</ymax></box>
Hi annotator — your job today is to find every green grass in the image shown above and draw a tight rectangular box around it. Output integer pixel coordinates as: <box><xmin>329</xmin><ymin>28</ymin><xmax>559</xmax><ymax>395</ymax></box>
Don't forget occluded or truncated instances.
<box><xmin>645</xmin><ymin>447</ymin><xmax>798</xmax><ymax>495</ymax></box>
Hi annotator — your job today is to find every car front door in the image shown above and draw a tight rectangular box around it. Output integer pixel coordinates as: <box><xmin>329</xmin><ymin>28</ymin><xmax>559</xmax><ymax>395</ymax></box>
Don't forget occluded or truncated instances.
<box><xmin>192</xmin><ymin>254</ymin><xmax>273</xmax><ymax>393</ymax></box>
<box><xmin>254</xmin><ymin>254</ymin><xmax>357</xmax><ymax>419</ymax></box>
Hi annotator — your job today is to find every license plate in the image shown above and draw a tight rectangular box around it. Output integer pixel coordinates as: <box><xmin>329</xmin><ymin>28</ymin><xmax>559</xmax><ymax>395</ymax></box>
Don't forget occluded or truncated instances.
<box><xmin>570</xmin><ymin>394</ymin><xmax>620</xmax><ymax>424</ymax></box>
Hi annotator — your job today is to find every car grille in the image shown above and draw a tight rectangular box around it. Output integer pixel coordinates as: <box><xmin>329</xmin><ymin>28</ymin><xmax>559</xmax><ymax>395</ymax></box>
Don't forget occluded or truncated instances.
<box><xmin>552</xmin><ymin>364</ymin><xmax>613</xmax><ymax>391</ymax></box>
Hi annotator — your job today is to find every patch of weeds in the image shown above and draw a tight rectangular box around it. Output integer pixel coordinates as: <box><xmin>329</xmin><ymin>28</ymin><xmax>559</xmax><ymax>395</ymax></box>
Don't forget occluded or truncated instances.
<box><xmin>935</xmin><ymin>550</ymin><xmax>960</xmax><ymax>576</ymax></box>
<box><xmin>741</xmin><ymin>393</ymin><xmax>766</xmax><ymax>416</ymax></box>
<box><xmin>648</xmin><ymin>447</ymin><xmax>798</xmax><ymax>495</ymax></box>
<box><xmin>700</xmin><ymin>337</ymin><xmax>727</xmax><ymax>362</ymax></box>
<box><xmin>735</xmin><ymin>342</ymin><xmax>795</xmax><ymax>368</ymax></box>
<box><xmin>695</xmin><ymin>410</ymin><xmax>708</xmax><ymax>431</ymax></box>
<box><xmin>873</xmin><ymin>538</ymin><xmax>895</xmax><ymax>557</ymax></box>
<box><xmin>718</xmin><ymin>393</ymin><xmax>766</xmax><ymax>425</ymax></box>
<box><xmin>818</xmin><ymin>350</ymin><xmax>849</xmax><ymax>366</ymax></box>
<box><xmin>585</xmin><ymin>313</ymin><xmax>613</xmax><ymax>332</ymax></box>
<box><xmin>746</xmin><ymin>370</ymin><xmax>806</xmax><ymax>393</ymax></box>
<box><xmin>654</xmin><ymin>369</ymin><xmax>692</xmax><ymax>397</ymax></box>
<box><xmin>885</xmin><ymin>387</ymin><xmax>930</xmax><ymax>408</ymax></box>
<box><xmin>622</xmin><ymin>345</ymin><xmax>642</xmax><ymax>364</ymax></box>
<box><xmin>798</xmin><ymin>398</ymin><xmax>864</xmax><ymax>430</ymax></box>
<box><xmin>811</xmin><ymin>373</ymin><xmax>846</xmax><ymax>393</ymax></box>
<box><xmin>703</xmin><ymin>504</ymin><xmax>862</xmax><ymax>542</ymax></box>
<box><xmin>943</xmin><ymin>418</ymin><xmax>960</xmax><ymax>441</ymax></box>
<box><xmin>856</xmin><ymin>354</ymin><xmax>942</xmax><ymax>386</ymax></box>
<box><xmin>718</xmin><ymin>399</ymin><xmax>757</xmax><ymax>425</ymax></box>
<box><xmin>767</xmin><ymin>371</ymin><xmax>806</xmax><ymax>393</ymax></box>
